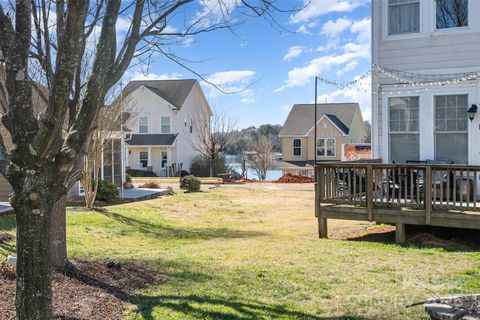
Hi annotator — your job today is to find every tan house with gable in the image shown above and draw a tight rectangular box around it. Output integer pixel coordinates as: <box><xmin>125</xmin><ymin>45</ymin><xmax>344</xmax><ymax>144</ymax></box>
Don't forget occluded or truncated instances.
<box><xmin>279</xmin><ymin>103</ymin><xmax>368</xmax><ymax>176</ymax></box>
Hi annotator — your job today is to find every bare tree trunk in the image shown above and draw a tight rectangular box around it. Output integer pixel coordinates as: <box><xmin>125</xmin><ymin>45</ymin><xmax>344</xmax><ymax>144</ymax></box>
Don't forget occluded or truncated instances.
<box><xmin>49</xmin><ymin>195</ymin><xmax>71</xmax><ymax>271</ymax></box>
<box><xmin>11</xmin><ymin>185</ymin><xmax>53</xmax><ymax>320</ymax></box>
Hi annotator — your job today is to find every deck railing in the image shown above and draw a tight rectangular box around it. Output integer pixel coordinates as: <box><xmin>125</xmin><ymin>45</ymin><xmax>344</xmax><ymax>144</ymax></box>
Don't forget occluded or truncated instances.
<box><xmin>317</xmin><ymin>162</ymin><xmax>480</xmax><ymax>217</ymax></box>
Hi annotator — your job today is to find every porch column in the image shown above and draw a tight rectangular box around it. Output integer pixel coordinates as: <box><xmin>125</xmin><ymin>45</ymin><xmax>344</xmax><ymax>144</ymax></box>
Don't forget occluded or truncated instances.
<box><xmin>147</xmin><ymin>147</ymin><xmax>152</xmax><ymax>172</ymax></box>
<box><xmin>125</xmin><ymin>145</ymin><xmax>129</xmax><ymax>167</ymax></box>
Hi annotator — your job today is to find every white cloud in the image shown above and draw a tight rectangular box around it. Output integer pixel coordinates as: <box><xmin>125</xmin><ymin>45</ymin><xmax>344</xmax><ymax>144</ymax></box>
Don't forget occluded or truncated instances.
<box><xmin>240</xmin><ymin>98</ymin><xmax>255</xmax><ymax>104</ymax></box>
<box><xmin>321</xmin><ymin>18</ymin><xmax>352</xmax><ymax>38</ymax></box>
<box><xmin>337</xmin><ymin>61</ymin><xmax>359</xmax><ymax>76</ymax></box>
<box><xmin>206</xmin><ymin>70</ymin><xmax>256</xmax><ymax>97</ymax></box>
<box><xmin>296</xmin><ymin>24</ymin><xmax>312</xmax><ymax>35</ymax></box>
<box><xmin>128</xmin><ymin>71</ymin><xmax>184</xmax><ymax>81</ymax></box>
<box><xmin>290</xmin><ymin>0</ymin><xmax>368</xmax><ymax>24</ymax></box>
<box><xmin>276</xmin><ymin>16</ymin><xmax>371</xmax><ymax>92</ymax></box>
<box><xmin>283</xmin><ymin>46</ymin><xmax>304</xmax><ymax>61</ymax></box>
<box><xmin>280</xmin><ymin>105</ymin><xmax>292</xmax><ymax>114</ymax></box>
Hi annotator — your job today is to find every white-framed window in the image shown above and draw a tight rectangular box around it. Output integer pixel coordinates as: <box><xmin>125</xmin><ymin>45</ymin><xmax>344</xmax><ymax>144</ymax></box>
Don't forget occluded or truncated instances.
<box><xmin>436</xmin><ymin>0</ymin><xmax>468</xmax><ymax>30</ymax></box>
<box><xmin>161</xmin><ymin>116</ymin><xmax>170</xmax><ymax>133</ymax></box>
<box><xmin>434</xmin><ymin>94</ymin><xmax>468</xmax><ymax>164</ymax></box>
<box><xmin>139</xmin><ymin>116</ymin><xmax>148</xmax><ymax>133</ymax></box>
<box><xmin>161</xmin><ymin>151</ymin><xmax>168</xmax><ymax>167</ymax></box>
<box><xmin>388</xmin><ymin>0</ymin><xmax>420</xmax><ymax>35</ymax></box>
<box><xmin>316</xmin><ymin>138</ymin><xmax>336</xmax><ymax>157</ymax></box>
<box><xmin>139</xmin><ymin>151</ymin><xmax>148</xmax><ymax>167</ymax></box>
<box><xmin>292</xmin><ymin>138</ymin><xmax>302</xmax><ymax>157</ymax></box>
<box><xmin>389</xmin><ymin>96</ymin><xmax>420</xmax><ymax>162</ymax></box>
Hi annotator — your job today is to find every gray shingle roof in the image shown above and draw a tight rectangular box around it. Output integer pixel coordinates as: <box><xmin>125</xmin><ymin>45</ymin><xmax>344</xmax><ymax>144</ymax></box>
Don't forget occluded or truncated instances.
<box><xmin>325</xmin><ymin>114</ymin><xmax>349</xmax><ymax>135</ymax></box>
<box><xmin>279</xmin><ymin>103</ymin><xmax>360</xmax><ymax>136</ymax></box>
<box><xmin>124</xmin><ymin>79</ymin><xmax>197</xmax><ymax>108</ymax></box>
<box><xmin>126</xmin><ymin>134</ymin><xmax>177</xmax><ymax>146</ymax></box>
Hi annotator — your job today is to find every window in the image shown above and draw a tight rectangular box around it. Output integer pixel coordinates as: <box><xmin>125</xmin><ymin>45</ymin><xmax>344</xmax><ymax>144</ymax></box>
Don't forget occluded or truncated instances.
<box><xmin>161</xmin><ymin>151</ymin><xmax>168</xmax><ymax>168</ymax></box>
<box><xmin>435</xmin><ymin>94</ymin><xmax>468</xmax><ymax>164</ymax></box>
<box><xmin>139</xmin><ymin>151</ymin><xmax>148</xmax><ymax>168</ymax></box>
<box><xmin>388</xmin><ymin>0</ymin><xmax>420</xmax><ymax>35</ymax></box>
<box><xmin>161</xmin><ymin>116</ymin><xmax>170</xmax><ymax>133</ymax></box>
<box><xmin>189</xmin><ymin>118</ymin><xmax>193</xmax><ymax>134</ymax></box>
<box><xmin>436</xmin><ymin>0</ymin><xmax>468</xmax><ymax>29</ymax></box>
<box><xmin>316</xmin><ymin>138</ymin><xmax>336</xmax><ymax>157</ymax></box>
<box><xmin>139</xmin><ymin>116</ymin><xmax>148</xmax><ymax>133</ymax></box>
<box><xmin>292</xmin><ymin>138</ymin><xmax>302</xmax><ymax>156</ymax></box>
<box><xmin>389</xmin><ymin>97</ymin><xmax>420</xmax><ymax>162</ymax></box>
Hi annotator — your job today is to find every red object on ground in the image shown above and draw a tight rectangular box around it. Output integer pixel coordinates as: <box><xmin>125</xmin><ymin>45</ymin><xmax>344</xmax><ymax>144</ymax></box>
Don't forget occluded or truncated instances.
<box><xmin>275</xmin><ymin>174</ymin><xmax>314</xmax><ymax>183</ymax></box>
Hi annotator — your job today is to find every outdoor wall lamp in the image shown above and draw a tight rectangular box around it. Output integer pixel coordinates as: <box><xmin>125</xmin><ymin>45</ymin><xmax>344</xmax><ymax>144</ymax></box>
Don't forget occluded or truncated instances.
<box><xmin>468</xmin><ymin>104</ymin><xmax>478</xmax><ymax>121</ymax></box>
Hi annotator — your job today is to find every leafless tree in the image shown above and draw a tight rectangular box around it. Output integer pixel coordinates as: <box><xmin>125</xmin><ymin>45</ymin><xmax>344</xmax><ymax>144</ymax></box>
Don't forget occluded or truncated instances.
<box><xmin>81</xmin><ymin>95</ymin><xmax>133</xmax><ymax>208</ymax></box>
<box><xmin>0</xmin><ymin>1</ymin><xmax>298</xmax><ymax>318</ymax></box>
<box><xmin>245</xmin><ymin>135</ymin><xmax>273</xmax><ymax>180</ymax></box>
<box><xmin>436</xmin><ymin>0</ymin><xmax>468</xmax><ymax>29</ymax></box>
<box><xmin>190</xmin><ymin>107</ymin><xmax>237</xmax><ymax>177</ymax></box>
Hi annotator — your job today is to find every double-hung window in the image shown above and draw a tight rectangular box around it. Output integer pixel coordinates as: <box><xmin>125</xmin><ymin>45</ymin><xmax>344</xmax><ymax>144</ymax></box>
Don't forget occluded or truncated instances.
<box><xmin>139</xmin><ymin>151</ymin><xmax>149</xmax><ymax>168</ymax></box>
<box><xmin>161</xmin><ymin>151</ymin><xmax>168</xmax><ymax>167</ymax></box>
<box><xmin>161</xmin><ymin>116</ymin><xmax>170</xmax><ymax>133</ymax></box>
<box><xmin>292</xmin><ymin>138</ymin><xmax>302</xmax><ymax>157</ymax></box>
<box><xmin>388</xmin><ymin>0</ymin><xmax>420</xmax><ymax>35</ymax></box>
<box><xmin>435</xmin><ymin>94</ymin><xmax>468</xmax><ymax>164</ymax></box>
<box><xmin>316</xmin><ymin>138</ymin><xmax>336</xmax><ymax>157</ymax></box>
<box><xmin>389</xmin><ymin>97</ymin><xmax>420</xmax><ymax>162</ymax></box>
<box><xmin>139</xmin><ymin>116</ymin><xmax>148</xmax><ymax>133</ymax></box>
<box><xmin>436</xmin><ymin>0</ymin><xmax>468</xmax><ymax>29</ymax></box>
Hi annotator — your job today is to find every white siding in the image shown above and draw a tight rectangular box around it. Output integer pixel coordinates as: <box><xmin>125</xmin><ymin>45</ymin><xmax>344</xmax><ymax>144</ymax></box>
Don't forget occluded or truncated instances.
<box><xmin>373</xmin><ymin>0</ymin><xmax>480</xmax><ymax>165</ymax></box>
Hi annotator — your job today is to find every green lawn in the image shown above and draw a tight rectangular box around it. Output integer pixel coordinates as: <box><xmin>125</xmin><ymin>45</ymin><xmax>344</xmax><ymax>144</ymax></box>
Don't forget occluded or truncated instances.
<box><xmin>132</xmin><ymin>177</ymin><xmax>223</xmax><ymax>184</ymax></box>
<box><xmin>1</xmin><ymin>185</ymin><xmax>480</xmax><ymax>319</ymax></box>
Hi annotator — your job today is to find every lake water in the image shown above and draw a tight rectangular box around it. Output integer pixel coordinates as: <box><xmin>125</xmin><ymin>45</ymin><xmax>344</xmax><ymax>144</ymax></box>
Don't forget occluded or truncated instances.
<box><xmin>225</xmin><ymin>155</ymin><xmax>283</xmax><ymax>181</ymax></box>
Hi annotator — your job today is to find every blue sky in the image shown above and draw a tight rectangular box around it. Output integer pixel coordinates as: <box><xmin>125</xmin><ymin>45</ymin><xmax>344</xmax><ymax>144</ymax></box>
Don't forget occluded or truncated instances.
<box><xmin>124</xmin><ymin>0</ymin><xmax>372</xmax><ymax>129</ymax></box>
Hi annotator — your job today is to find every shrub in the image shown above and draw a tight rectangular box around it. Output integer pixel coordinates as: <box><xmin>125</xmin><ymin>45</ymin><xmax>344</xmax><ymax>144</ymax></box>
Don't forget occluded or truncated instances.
<box><xmin>0</xmin><ymin>262</ymin><xmax>15</xmax><ymax>280</ymax></box>
<box><xmin>139</xmin><ymin>181</ymin><xmax>161</xmax><ymax>189</ymax></box>
<box><xmin>96</xmin><ymin>180</ymin><xmax>119</xmax><ymax>203</ymax></box>
<box><xmin>126</xmin><ymin>169</ymin><xmax>157</xmax><ymax>177</ymax></box>
<box><xmin>190</xmin><ymin>155</ymin><xmax>228</xmax><ymax>177</ymax></box>
<box><xmin>180</xmin><ymin>175</ymin><xmax>201</xmax><ymax>192</ymax></box>
<box><xmin>125</xmin><ymin>174</ymin><xmax>132</xmax><ymax>183</ymax></box>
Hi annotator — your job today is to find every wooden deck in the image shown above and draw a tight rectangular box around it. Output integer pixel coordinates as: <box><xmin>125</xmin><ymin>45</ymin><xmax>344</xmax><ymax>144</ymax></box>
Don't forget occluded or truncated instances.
<box><xmin>315</xmin><ymin>162</ymin><xmax>480</xmax><ymax>243</ymax></box>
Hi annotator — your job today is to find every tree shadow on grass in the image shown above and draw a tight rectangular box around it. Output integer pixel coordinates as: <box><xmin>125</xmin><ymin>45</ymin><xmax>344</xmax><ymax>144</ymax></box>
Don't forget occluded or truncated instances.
<box><xmin>131</xmin><ymin>294</ymin><xmax>370</xmax><ymax>320</ymax></box>
<box><xmin>99</xmin><ymin>210</ymin><xmax>268</xmax><ymax>241</ymax></box>
<box><xmin>65</xmin><ymin>257</ymin><xmax>369</xmax><ymax>320</ymax></box>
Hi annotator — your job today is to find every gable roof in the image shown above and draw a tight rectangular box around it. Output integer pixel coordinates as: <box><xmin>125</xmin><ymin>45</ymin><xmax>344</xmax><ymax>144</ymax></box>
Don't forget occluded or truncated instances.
<box><xmin>279</xmin><ymin>103</ymin><xmax>360</xmax><ymax>136</ymax></box>
<box><xmin>123</xmin><ymin>79</ymin><xmax>197</xmax><ymax>109</ymax></box>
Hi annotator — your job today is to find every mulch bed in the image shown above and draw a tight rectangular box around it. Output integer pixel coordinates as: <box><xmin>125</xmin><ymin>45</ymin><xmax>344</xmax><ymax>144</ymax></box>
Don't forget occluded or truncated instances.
<box><xmin>0</xmin><ymin>232</ymin><xmax>13</xmax><ymax>243</ymax></box>
<box><xmin>275</xmin><ymin>174</ymin><xmax>314</xmax><ymax>183</ymax></box>
<box><xmin>0</xmin><ymin>260</ymin><xmax>166</xmax><ymax>319</ymax></box>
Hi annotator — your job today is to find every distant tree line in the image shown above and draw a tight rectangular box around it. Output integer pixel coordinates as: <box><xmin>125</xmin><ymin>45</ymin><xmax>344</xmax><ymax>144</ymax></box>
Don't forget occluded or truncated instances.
<box><xmin>225</xmin><ymin>124</ymin><xmax>282</xmax><ymax>155</ymax></box>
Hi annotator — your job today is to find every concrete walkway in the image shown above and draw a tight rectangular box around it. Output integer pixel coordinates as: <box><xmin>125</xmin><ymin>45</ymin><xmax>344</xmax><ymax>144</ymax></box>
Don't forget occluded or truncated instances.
<box><xmin>121</xmin><ymin>188</ymin><xmax>170</xmax><ymax>201</ymax></box>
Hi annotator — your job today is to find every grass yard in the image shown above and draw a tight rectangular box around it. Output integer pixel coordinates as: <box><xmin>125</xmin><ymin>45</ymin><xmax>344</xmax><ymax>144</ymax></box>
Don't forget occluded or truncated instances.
<box><xmin>2</xmin><ymin>184</ymin><xmax>480</xmax><ymax>319</ymax></box>
<box><xmin>132</xmin><ymin>176</ymin><xmax>223</xmax><ymax>184</ymax></box>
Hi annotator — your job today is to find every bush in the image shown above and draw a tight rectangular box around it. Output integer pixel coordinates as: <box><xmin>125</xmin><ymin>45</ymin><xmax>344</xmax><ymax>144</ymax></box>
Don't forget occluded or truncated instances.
<box><xmin>180</xmin><ymin>175</ymin><xmax>201</xmax><ymax>192</ymax></box>
<box><xmin>125</xmin><ymin>174</ymin><xmax>132</xmax><ymax>183</ymax></box>
<box><xmin>190</xmin><ymin>155</ymin><xmax>228</xmax><ymax>177</ymax></box>
<box><xmin>96</xmin><ymin>180</ymin><xmax>119</xmax><ymax>203</ymax></box>
<box><xmin>139</xmin><ymin>181</ymin><xmax>161</xmax><ymax>189</ymax></box>
<box><xmin>126</xmin><ymin>169</ymin><xmax>157</xmax><ymax>177</ymax></box>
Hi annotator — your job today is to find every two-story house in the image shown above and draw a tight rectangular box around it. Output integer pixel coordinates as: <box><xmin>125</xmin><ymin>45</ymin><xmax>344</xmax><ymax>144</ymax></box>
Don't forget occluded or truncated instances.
<box><xmin>372</xmin><ymin>0</ymin><xmax>480</xmax><ymax>165</ymax></box>
<box><xmin>278</xmin><ymin>103</ymin><xmax>368</xmax><ymax>176</ymax></box>
<box><xmin>121</xmin><ymin>79</ymin><xmax>212</xmax><ymax>176</ymax></box>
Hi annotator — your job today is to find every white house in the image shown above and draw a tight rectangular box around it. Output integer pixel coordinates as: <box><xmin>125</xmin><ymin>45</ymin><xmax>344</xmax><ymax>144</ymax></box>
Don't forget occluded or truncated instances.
<box><xmin>121</xmin><ymin>79</ymin><xmax>212</xmax><ymax>176</ymax></box>
<box><xmin>372</xmin><ymin>0</ymin><xmax>480</xmax><ymax>165</ymax></box>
